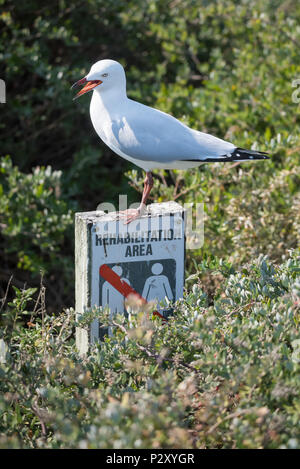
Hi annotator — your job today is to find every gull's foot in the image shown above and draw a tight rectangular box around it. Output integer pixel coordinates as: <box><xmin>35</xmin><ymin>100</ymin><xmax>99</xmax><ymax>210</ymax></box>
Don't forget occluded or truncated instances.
<box><xmin>118</xmin><ymin>205</ymin><xmax>147</xmax><ymax>224</ymax></box>
<box><xmin>118</xmin><ymin>208</ymin><xmax>140</xmax><ymax>224</ymax></box>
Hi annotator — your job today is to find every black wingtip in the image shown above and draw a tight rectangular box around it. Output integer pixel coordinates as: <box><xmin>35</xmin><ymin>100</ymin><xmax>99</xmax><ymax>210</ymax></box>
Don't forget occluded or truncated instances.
<box><xmin>182</xmin><ymin>148</ymin><xmax>270</xmax><ymax>164</ymax></box>
<box><xmin>231</xmin><ymin>147</ymin><xmax>270</xmax><ymax>161</ymax></box>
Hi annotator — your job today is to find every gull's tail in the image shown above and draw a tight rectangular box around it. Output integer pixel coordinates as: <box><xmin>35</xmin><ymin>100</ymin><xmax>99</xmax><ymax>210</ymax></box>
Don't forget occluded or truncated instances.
<box><xmin>198</xmin><ymin>147</ymin><xmax>270</xmax><ymax>163</ymax></box>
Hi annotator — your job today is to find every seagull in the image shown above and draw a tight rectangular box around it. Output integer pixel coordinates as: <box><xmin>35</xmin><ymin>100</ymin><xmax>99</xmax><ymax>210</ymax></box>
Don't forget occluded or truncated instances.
<box><xmin>72</xmin><ymin>59</ymin><xmax>269</xmax><ymax>222</ymax></box>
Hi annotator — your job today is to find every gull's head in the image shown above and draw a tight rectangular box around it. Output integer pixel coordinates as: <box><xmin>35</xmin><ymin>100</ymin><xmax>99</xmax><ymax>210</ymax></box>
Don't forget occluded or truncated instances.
<box><xmin>72</xmin><ymin>59</ymin><xmax>126</xmax><ymax>99</ymax></box>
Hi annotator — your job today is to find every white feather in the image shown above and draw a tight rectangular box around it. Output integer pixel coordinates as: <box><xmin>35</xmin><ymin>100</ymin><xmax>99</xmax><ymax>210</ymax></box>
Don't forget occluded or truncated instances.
<box><xmin>87</xmin><ymin>60</ymin><xmax>236</xmax><ymax>171</ymax></box>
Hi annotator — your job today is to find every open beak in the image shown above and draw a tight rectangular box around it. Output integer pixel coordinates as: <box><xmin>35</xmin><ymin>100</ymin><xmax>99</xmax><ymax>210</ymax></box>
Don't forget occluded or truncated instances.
<box><xmin>71</xmin><ymin>77</ymin><xmax>102</xmax><ymax>99</ymax></box>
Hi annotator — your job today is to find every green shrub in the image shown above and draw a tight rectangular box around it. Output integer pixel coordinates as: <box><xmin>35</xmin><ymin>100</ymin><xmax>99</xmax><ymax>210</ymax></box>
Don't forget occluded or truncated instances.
<box><xmin>0</xmin><ymin>156</ymin><xmax>73</xmax><ymax>309</ymax></box>
<box><xmin>1</xmin><ymin>0</ymin><xmax>300</xmax><ymax>307</ymax></box>
<box><xmin>0</xmin><ymin>0</ymin><xmax>299</xmax><ymax>449</ymax></box>
<box><xmin>0</xmin><ymin>251</ymin><xmax>299</xmax><ymax>448</ymax></box>
<box><xmin>0</xmin><ymin>156</ymin><xmax>73</xmax><ymax>272</ymax></box>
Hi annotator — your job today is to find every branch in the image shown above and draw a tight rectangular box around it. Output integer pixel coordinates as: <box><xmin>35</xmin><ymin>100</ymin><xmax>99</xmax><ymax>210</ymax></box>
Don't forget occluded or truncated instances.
<box><xmin>0</xmin><ymin>274</ymin><xmax>13</xmax><ymax>312</ymax></box>
<box><xmin>111</xmin><ymin>320</ymin><xmax>201</xmax><ymax>373</ymax></box>
<box><xmin>31</xmin><ymin>403</ymin><xmax>47</xmax><ymax>439</ymax></box>
<box><xmin>207</xmin><ymin>408</ymin><xmax>253</xmax><ymax>435</ymax></box>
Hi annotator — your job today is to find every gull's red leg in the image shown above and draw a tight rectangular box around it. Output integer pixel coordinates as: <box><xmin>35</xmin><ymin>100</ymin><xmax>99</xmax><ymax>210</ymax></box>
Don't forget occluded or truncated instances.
<box><xmin>140</xmin><ymin>171</ymin><xmax>153</xmax><ymax>211</ymax></box>
<box><xmin>119</xmin><ymin>171</ymin><xmax>153</xmax><ymax>224</ymax></box>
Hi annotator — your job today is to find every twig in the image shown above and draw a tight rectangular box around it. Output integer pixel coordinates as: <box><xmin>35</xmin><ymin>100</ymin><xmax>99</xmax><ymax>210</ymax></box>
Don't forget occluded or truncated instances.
<box><xmin>30</xmin><ymin>274</ymin><xmax>46</xmax><ymax>325</ymax></box>
<box><xmin>111</xmin><ymin>320</ymin><xmax>201</xmax><ymax>373</ymax></box>
<box><xmin>173</xmin><ymin>176</ymin><xmax>180</xmax><ymax>198</ymax></box>
<box><xmin>57</xmin><ymin>310</ymin><xmax>73</xmax><ymax>344</ymax></box>
<box><xmin>173</xmin><ymin>184</ymin><xmax>199</xmax><ymax>201</ymax></box>
<box><xmin>225</xmin><ymin>301</ymin><xmax>255</xmax><ymax>318</ymax></box>
<box><xmin>0</xmin><ymin>274</ymin><xmax>13</xmax><ymax>312</ymax></box>
<box><xmin>158</xmin><ymin>171</ymin><xmax>168</xmax><ymax>187</ymax></box>
<box><xmin>207</xmin><ymin>408</ymin><xmax>253</xmax><ymax>435</ymax></box>
<box><xmin>31</xmin><ymin>403</ymin><xmax>47</xmax><ymax>439</ymax></box>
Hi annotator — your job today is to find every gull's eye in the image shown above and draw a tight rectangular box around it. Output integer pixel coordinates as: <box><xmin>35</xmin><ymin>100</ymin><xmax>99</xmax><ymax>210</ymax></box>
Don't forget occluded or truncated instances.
<box><xmin>102</xmin><ymin>73</ymin><xmax>108</xmax><ymax>77</ymax></box>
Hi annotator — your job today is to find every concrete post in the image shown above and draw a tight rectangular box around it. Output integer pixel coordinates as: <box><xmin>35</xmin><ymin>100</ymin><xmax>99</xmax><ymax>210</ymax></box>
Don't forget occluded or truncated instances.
<box><xmin>75</xmin><ymin>202</ymin><xmax>185</xmax><ymax>355</ymax></box>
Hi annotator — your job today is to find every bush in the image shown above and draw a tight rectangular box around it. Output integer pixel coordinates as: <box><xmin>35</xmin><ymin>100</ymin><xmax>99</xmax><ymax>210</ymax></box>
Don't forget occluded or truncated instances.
<box><xmin>0</xmin><ymin>156</ymin><xmax>73</xmax><ymax>309</ymax></box>
<box><xmin>1</xmin><ymin>0</ymin><xmax>300</xmax><ymax>308</ymax></box>
<box><xmin>1</xmin><ymin>0</ymin><xmax>299</xmax><ymax>449</ymax></box>
<box><xmin>0</xmin><ymin>251</ymin><xmax>299</xmax><ymax>448</ymax></box>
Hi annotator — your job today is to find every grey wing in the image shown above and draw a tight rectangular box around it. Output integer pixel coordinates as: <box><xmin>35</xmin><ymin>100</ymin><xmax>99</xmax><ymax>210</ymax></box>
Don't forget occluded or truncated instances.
<box><xmin>111</xmin><ymin>102</ymin><xmax>235</xmax><ymax>163</ymax></box>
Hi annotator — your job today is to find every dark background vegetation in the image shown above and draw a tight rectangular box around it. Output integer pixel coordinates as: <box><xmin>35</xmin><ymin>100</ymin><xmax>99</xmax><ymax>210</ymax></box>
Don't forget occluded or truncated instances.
<box><xmin>1</xmin><ymin>0</ymin><xmax>299</xmax><ymax>310</ymax></box>
<box><xmin>0</xmin><ymin>0</ymin><xmax>299</xmax><ymax>449</ymax></box>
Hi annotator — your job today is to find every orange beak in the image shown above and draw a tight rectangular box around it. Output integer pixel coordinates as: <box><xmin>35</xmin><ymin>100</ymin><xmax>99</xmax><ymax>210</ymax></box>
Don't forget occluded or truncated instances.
<box><xmin>72</xmin><ymin>77</ymin><xmax>102</xmax><ymax>99</ymax></box>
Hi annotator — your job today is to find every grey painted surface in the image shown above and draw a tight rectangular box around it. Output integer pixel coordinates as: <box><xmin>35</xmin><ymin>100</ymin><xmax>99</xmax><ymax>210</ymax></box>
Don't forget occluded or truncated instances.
<box><xmin>75</xmin><ymin>202</ymin><xmax>185</xmax><ymax>355</ymax></box>
<box><xmin>75</xmin><ymin>211</ymin><xmax>104</xmax><ymax>355</ymax></box>
<box><xmin>0</xmin><ymin>339</ymin><xmax>7</xmax><ymax>364</ymax></box>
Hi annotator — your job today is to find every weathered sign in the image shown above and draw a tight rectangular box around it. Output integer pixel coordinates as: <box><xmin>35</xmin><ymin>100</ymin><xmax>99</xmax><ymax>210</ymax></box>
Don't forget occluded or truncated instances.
<box><xmin>75</xmin><ymin>202</ymin><xmax>185</xmax><ymax>354</ymax></box>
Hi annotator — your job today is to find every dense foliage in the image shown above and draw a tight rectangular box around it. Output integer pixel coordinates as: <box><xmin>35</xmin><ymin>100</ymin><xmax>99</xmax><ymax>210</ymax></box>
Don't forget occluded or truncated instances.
<box><xmin>0</xmin><ymin>0</ymin><xmax>299</xmax><ymax>449</ymax></box>
<box><xmin>0</xmin><ymin>252</ymin><xmax>299</xmax><ymax>448</ymax></box>
<box><xmin>1</xmin><ymin>0</ymin><xmax>300</xmax><ymax>307</ymax></box>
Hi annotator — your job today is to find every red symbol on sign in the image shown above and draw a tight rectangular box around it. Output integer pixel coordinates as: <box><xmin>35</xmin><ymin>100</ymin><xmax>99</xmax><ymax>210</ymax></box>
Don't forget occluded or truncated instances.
<box><xmin>99</xmin><ymin>264</ymin><xmax>167</xmax><ymax>321</ymax></box>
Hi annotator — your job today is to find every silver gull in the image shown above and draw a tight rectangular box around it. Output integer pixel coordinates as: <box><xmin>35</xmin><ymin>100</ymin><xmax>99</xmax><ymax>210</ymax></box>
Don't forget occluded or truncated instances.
<box><xmin>72</xmin><ymin>59</ymin><xmax>269</xmax><ymax>222</ymax></box>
